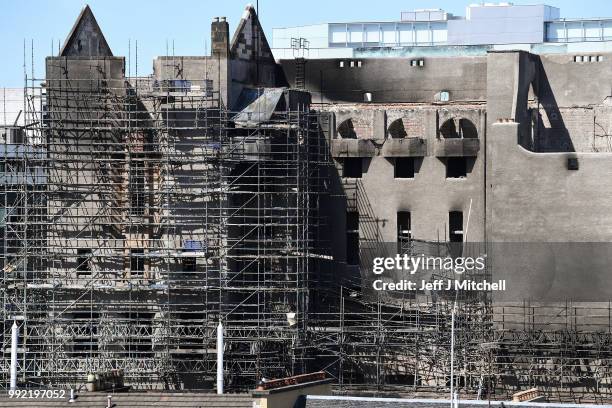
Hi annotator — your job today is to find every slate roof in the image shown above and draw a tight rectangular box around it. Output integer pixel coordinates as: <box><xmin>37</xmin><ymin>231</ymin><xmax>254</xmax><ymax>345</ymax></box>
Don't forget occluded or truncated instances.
<box><xmin>60</xmin><ymin>6</ymin><xmax>112</xmax><ymax>57</ymax></box>
<box><xmin>230</xmin><ymin>4</ymin><xmax>274</xmax><ymax>62</ymax></box>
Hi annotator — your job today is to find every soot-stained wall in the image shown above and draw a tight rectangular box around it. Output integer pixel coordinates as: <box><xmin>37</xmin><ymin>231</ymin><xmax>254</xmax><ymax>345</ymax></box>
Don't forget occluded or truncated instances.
<box><xmin>279</xmin><ymin>57</ymin><xmax>487</xmax><ymax>103</ymax></box>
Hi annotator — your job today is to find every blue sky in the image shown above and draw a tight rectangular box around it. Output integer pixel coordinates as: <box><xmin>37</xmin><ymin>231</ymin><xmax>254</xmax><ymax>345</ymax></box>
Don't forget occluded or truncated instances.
<box><xmin>1</xmin><ymin>0</ymin><xmax>612</xmax><ymax>87</ymax></box>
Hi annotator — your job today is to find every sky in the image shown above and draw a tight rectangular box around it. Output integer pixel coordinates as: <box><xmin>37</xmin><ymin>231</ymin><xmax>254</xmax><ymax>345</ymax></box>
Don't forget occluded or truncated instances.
<box><xmin>1</xmin><ymin>0</ymin><xmax>612</xmax><ymax>87</ymax></box>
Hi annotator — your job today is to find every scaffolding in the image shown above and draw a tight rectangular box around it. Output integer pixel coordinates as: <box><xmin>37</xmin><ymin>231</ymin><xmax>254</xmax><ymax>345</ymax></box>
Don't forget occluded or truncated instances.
<box><xmin>1</xmin><ymin>48</ymin><xmax>612</xmax><ymax>405</ymax></box>
<box><xmin>0</xmin><ymin>53</ymin><xmax>329</xmax><ymax>389</ymax></box>
<box><xmin>301</xmin><ymin>176</ymin><xmax>612</xmax><ymax>404</ymax></box>
<box><xmin>307</xmin><ymin>291</ymin><xmax>612</xmax><ymax>403</ymax></box>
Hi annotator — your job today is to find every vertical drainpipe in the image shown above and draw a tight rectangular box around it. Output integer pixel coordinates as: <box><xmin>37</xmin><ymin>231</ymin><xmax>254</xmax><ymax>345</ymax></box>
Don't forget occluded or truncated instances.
<box><xmin>217</xmin><ymin>321</ymin><xmax>224</xmax><ymax>394</ymax></box>
<box><xmin>10</xmin><ymin>320</ymin><xmax>18</xmax><ymax>390</ymax></box>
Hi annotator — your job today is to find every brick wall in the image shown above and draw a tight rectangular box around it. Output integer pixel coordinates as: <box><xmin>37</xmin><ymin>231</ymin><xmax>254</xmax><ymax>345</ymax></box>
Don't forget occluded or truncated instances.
<box><xmin>536</xmin><ymin>105</ymin><xmax>612</xmax><ymax>152</ymax></box>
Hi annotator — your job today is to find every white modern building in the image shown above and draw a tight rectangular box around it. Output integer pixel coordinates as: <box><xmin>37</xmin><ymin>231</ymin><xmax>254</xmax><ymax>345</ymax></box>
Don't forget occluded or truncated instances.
<box><xmin>272</xmin><ymin>3</ymin><xmax>612</xmax><ymax>59</ymax></box>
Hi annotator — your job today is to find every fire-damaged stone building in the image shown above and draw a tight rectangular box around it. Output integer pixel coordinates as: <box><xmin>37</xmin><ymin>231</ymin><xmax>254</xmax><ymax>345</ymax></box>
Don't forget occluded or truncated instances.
<box><xmin>3</xmin><ymin>2</ymin><xmax>612</xmax><ymax>402</ymax></box>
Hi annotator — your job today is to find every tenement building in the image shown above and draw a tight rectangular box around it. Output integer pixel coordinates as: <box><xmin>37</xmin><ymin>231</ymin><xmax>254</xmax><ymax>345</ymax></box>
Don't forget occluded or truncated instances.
<box><xmin>2</xmin><ymin>3</ymin><xmax>612</xmax><ymax>403</ymax></box>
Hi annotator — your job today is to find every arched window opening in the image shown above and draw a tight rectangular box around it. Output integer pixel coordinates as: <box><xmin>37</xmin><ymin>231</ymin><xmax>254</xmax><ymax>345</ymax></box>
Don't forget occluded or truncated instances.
<box><xmin>337</xmin><ymin>119</ymin><xmax>357</xmax><ymax>139</ymax></box>
<box><xmin>440</xmin><ymin>118</ymin><xmax>478</xmax><ymax>139</ymax></box>
<box><xmin>440</xmin><ymin>119</ymin><xmax>458</xmax><ymax>138</ymax></box>
<box><xmin>388</xmin><ymin>119</ymin><xmax>408</xmax><ymax>139</ymax></box>
<box><xmin>459</xmin><ymin>119</ymin><xmax>478</xmax><ymax>138</ymax></box>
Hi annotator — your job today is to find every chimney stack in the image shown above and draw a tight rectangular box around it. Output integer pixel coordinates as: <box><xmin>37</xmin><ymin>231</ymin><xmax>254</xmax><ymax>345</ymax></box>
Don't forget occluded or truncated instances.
<box><xmin>211</xmin><ymin>17</ymin><xmax>229</xmax><ymax>57</ymax></box>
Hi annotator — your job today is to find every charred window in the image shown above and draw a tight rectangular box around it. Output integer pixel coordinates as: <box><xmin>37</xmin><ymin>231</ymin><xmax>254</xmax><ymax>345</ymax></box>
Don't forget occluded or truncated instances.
<box><xmin>346</xmin><ymin>211</ymin><xmax>359</xmax><ymax>266</ymax></box>
<box><xmin>449</xmin><ymin>211</ymin><xmax>463</xmax><ymax>243</ymax></box>
<box><xmin>338</xmin><ymin>119</ymin><xmax>357</xmax><ymax>139</ymax></box>
<box><xmin>446</xmin><ymin>157</ymin><xmax>467</xmax><ymax>178</ymax></box>
<box><xmin>76</xmin><ymin>248</ymin><xmax>92</xmax><ymax>276</ymax></box>
<box><xmin>440</xmin><ymin>118</ymin><xmax>477</xmax><ymax>139</ymax></box>
<box><xmin>343</xmin><ymin>158</ymin><xmax>362</xmax><ymax>178</ymax></box>
<box><xmin>394</xmin><ymin>158</ymin><xmax>414</xmax><ymax>178</ymax></box>
<box><xmin>182</xmin><ymin>257</ymin><xmax>197</xmax><ymax>273</ymax></box>
<box><xmin>388</xmin><ymin>119</ymin><xmax>407</xmax><ymax>139</ymax></box>
<box><xmin>397</xmin><ymin>212</ymin><xmax>411</xmax><ymax>241</ymax></box>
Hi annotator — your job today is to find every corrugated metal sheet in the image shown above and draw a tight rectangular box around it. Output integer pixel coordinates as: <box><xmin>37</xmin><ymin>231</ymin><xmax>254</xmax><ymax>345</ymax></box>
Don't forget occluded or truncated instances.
<box><xmin>232</xmin><ymin>88</ymin><xmax>285</xmax><ymax>126</ymax></box>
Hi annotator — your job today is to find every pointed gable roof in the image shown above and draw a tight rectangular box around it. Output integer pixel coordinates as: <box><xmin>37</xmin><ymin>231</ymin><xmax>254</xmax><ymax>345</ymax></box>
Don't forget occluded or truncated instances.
<box><xmin>230</xmin><ymin>4</ymin><xmax>274</xmax><ymax>63</ymax></box>
<box><xmin>60</xmin><ymin>5</ymin><xmax>113</xmax><ymax>57</ymax></box>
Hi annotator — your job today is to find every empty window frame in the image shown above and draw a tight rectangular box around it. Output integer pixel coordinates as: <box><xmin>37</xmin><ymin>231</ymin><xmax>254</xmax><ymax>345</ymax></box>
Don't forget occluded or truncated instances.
<box><xmin>394</xmin><ymin>158</ymin><xmax>415</xmax><ymax>179</ymax></box>
<box><xmin>204</xmin><ymin>79</ymin><xmax>214</xmax><ymax>96</ymax></box>
<box><xmin>449</xmin><ymin>211</ymin><xmax>463</xmax><ymax>243</ymax></box>
<box><xmin>76</xmin><ymin>248</ymin><xmax>92</xmax><ymax>276</ymax></box>
<box><xmin>130</xmin><ymin>249</ymin><xmax>145</xmax><ymax>276</ymax></box>
<box><xmin>388</xmin><ymin>119</ymin><xmax>407</xmax><ymax>138</ymax></box>
<box><xmin>337</xmin><ymin>119</ymin><xmax>357</xmax><ymax>139</ymax></box>
<box><xmin>446</xmin><ymin>157</ymin><xmax>467</xmax><ymax>178</ymax></box>
<box><xmin>182</xmin><ymin>257</ymin><xmax>197</xmax><ymax>273</ymax></box>
<box><xmin>439</xmin><ymin>119</ymin><xmax>477</xmax><ymax>139</ymax></box>
<box><xmin>346</xmin><ymin>211</ymin><xmax>360</xmax><ymax>265</ymax></box>
<box><xmin>397</xmin><ymin>211</ymin><xmax>411</xmax><ymax>241</ymax></box>
<box><xmin>343</xmin><ymin>158</ymin><xmax>363</xmax><ymax>178</ymax></box>
<box><xmin>130</xmin><ymin>161</ymin><xmax>145</xmax><ymax>215</ymax></box>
